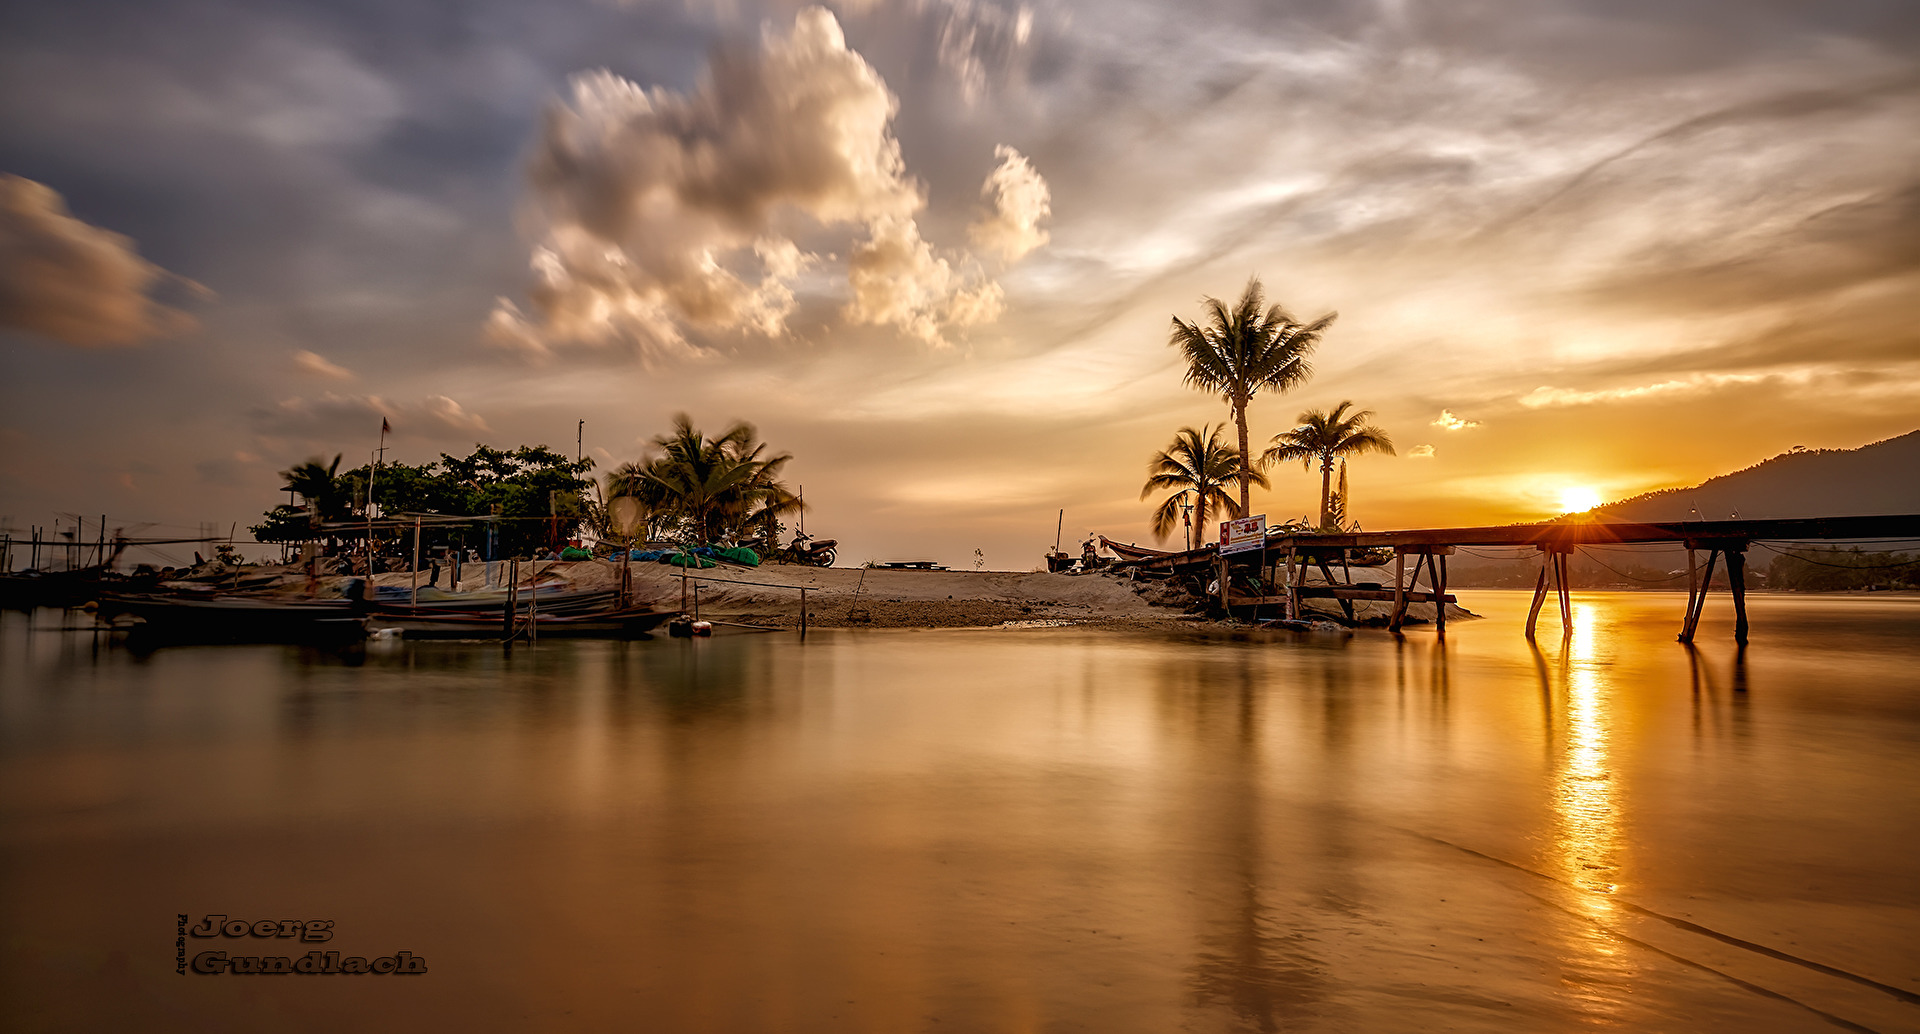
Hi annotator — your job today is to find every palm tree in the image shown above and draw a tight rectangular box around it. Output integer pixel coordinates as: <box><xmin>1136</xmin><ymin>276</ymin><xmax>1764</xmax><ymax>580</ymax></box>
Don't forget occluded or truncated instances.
<box><xmin>1141</xmin><ymin>424</ymin><xmax>1267</xmax><ymax>550</ymax></box>
<box><xmin>1261</xmin><ymin>402</ymin><xmax>1394</xmax><ymax>530</ymax></box>
<box><xmin>606</xmin><ymin>415</ymin><xmax>801</xmax><ymax>544</ymax></box>
<box><xmin>1169</xmin><ymin>277</ymin><xmax>1336</xmax><ymax>515</ymax></box>
<box><xmin>279</xmin><ymin>455</ymin><xmax>350</xmax><ymax>521</ymax></box>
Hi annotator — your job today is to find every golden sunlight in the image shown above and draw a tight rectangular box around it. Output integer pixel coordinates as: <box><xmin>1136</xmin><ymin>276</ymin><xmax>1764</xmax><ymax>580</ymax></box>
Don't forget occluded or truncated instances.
<box><xmin>1559</xmin><ymin>486</ymin><xmax>1603</xmax><ymax>514</ymax></box>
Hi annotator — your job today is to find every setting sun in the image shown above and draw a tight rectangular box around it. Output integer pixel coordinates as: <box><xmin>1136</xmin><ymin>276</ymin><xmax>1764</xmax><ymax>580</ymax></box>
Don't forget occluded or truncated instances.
<box><xmin>1560</xmin><ymin>486</ymin><xmax>1603</xmax><ymax>514</ymax></box>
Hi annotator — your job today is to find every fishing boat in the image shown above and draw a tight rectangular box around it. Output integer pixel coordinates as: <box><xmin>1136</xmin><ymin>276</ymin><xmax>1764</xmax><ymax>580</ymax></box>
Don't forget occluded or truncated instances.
<box><xmin>99</xmin><ymin>592</ymin><xmax>367</xmax><ymax>645</ymax></box>
<box><xmin>1097</xmin><ymin>536</ymin><xmax>1174</xmax><ymax>561</ymax></box>
<box><xmin>370</xmin><ymin>605</ymin><xmax>672</xmax><ymax>640</ymax></box>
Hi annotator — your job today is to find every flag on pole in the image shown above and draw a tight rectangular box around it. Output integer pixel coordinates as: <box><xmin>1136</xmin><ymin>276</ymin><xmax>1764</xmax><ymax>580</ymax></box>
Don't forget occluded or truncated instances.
<box><xmin>380</xmin><ymin>417</ymin><xmax>391</xmax><ymax>435</ymax></box>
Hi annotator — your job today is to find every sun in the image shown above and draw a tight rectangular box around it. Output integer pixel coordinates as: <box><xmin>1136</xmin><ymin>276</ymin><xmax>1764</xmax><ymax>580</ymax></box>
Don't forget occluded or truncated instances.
<box><xmin>1560</xmin><ymin>485</ymin><xmax>1603</xmax><ymax>514</ymax></box>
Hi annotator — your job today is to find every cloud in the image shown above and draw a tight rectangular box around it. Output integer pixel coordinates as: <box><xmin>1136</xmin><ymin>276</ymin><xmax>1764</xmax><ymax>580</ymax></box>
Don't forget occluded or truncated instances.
<box><xmin>929</xmin><ymin>0</ymin><xmax>1036</xmax><ymax>105</ymax></box>
<box><xmin>0</xmin><ymin>174</ymin><xmax>197</xmax><ymax>346</ymax></box>
<box><xmin>500</xmin><ymin>6</ymin><xmax>1014</xmax><ymax>355</ymax></box>
<box><xmin>969</xmin><ymin>144</ymin><xmax>1050</xmax><ymax>262</ymax></box>
<box><xmin>291</xmin><ymin>349</ymin><xmax>355</xmax><ymax>381</ymax></box>
<box><xmin>846</xmin><ymin>214</ymin><xmax>1003</xmax><ymax>344</ymax></box>
<box><xmin>1519</xmin><ymin>372</ymin><xmax>1791</xmax><ymax>408</ymax></box>
<box><xmin>1407</xmin><ymin>444</ymin><xmax>1435</xmax><ymax>458</ymax></box>
<box><xmin>250</xmin><ymin>393</ymin><xmax>490</xmax><ymax>441</ymax></box>
<box><xmin>1431</xmin><ymin>409</ymin><xmax>1479</xmax><ymax>431</ymax></box>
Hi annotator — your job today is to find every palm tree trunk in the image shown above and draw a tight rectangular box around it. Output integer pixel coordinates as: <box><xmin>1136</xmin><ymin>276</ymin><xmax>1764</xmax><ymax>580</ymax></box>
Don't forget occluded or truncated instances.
<box><xmin>1233</xmin><ymin>395</ymin><xmax>1251</xmax><ymax>517</ymax></box>
<box><xmin>1319</xmin><ymin>456</ymin><xmax>1334</xmax><ymax>530</ymax></box>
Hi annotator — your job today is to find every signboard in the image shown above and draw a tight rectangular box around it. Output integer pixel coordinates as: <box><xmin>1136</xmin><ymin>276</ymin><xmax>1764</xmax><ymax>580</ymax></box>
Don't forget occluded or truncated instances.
<box><xmin>1219</xmin><ymin>515</ymin><xmax>1266</xmax><ymax>555</ymax></box>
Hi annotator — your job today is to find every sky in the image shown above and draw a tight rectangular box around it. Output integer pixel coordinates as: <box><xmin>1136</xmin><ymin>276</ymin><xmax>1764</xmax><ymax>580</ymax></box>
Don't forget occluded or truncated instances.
<box><xmin>2</xmin><ymin>0</ymin><xmax>1917</xmax><ymax>569</ymax></box>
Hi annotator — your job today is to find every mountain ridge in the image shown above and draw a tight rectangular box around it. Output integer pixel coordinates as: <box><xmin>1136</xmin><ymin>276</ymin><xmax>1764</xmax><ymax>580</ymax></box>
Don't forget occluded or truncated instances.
<box><xmin>1593</xmin><ymin>430</ymin><xmax>1920</xmax><ymax>523</ymax></box>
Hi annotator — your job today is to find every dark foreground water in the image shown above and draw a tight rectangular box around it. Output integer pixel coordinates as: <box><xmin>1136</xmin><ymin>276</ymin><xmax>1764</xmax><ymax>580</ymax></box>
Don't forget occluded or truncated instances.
<box><xmin>2</xmin><ymin>592</ymin><xmax>1917</xmax><ymax>1033</ymax></box>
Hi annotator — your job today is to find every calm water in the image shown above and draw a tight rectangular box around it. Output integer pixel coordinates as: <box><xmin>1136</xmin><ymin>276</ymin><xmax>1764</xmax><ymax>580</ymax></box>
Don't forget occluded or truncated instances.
<box><xmin>2</xmin><ymin>592</ymin><xmax>1917</xmax><ymax>1033</ymax></box>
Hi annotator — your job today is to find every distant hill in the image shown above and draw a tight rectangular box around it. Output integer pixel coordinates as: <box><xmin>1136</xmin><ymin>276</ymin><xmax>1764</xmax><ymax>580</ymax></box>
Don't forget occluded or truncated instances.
<box><xmin>1598</xmin><ymin>430</ymin><xmax>1920</xmax><ymax>522</ymax></box>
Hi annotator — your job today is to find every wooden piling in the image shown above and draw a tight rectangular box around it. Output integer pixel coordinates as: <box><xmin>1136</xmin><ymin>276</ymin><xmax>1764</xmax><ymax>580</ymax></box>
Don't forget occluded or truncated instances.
<box><xmin>1726</xmin><ymin>546</ymin><xmax>1749</xmax><ymax>645</ymax></box>
<box><xmin>1555</xmin><ymin>550</ymin><xmax>1573</xmax><ymax>635</ymax></box>
<box><xmin>1397</xmin><ymin>548</ymin><xmax>1413</xmax><ymax>633</ymax></box>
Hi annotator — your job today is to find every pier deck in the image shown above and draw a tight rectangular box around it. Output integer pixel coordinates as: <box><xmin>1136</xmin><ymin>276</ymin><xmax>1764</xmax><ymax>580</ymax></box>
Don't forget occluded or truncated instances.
<box><xmin>1112</xmin><ymin>514</ymin><xmax>1920</xmax><ymax>641</ymax></box>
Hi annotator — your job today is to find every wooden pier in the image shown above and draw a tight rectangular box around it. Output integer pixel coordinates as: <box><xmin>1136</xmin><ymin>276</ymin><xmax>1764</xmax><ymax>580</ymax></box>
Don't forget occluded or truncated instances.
<box><xmin>1110</xmin><ymin>514</ymin><xmax>1920</xmax><ymax>642</ymax></box>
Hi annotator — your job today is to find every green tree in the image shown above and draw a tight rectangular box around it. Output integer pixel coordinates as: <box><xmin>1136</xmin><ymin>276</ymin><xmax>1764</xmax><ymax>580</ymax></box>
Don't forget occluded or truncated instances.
<box><xmin>1169</xmin><ymin>277</ymin><xmax>1335</xmax><ymax>515</ymax></box>
<box><xmin>254</xmin><ymin>444</ymin><xmax>595</xmax><ymax>558</ymax></box>
<box><xmin>1141</xmin><ymin>424</ymin><xmax>1264</xmax><ymax>550</ymax></box>
<box><xmin>1262</xmin><ymin>401</ymin><xmax>1394</xmax><ymax>531</ymax></box>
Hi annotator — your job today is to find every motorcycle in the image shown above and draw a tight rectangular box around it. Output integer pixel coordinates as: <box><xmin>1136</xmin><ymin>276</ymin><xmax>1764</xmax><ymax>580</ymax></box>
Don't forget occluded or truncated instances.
<box><xmin>781</xmin><ymin>532</ymin><xmax>837</xmax><ymax>568</ymax></box>
<box><xmin>740</xmin><ymin>531</ymin><xmax>837</xmax><ymax>567</ymax></box>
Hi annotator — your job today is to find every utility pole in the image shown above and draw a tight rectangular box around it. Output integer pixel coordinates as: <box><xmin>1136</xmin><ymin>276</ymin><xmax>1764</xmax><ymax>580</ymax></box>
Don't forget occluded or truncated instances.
<box><xmin>577</xmin><ymin>420</ymin><xmax>584</xmax><ymax>463</ymax></box>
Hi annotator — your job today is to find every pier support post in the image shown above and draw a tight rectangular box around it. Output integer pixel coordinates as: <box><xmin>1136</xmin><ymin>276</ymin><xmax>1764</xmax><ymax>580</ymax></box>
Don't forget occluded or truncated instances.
<box><xmin>1434</xmin><ymin>552</ymin><xmax>1449</xmax><ymax>635</ymax></box>
<box><xmin>1555</xmin><ymin>549</ymin><xmax>1573</xmax><ymax>636</ymax></box>
<box><xmin>1725</xmin><ymin>544</ymin><xmax>1749</xmax><ymax>645</ymax></box>
<box><xmin>1285</xmin><ymin>546</ymin><xmax>1300</xmax><ymax>621</ymax></box>
<box><xmin>1316</xmin><ymin>554</ymin><xmax>1354</xmax><ymax>622</ymax></box>
<box><xmin>1391</xmin><ymin>552</ymin><xmax>1406</xmax><ymax>630</ymax></box>
<box><xmin>1526</xmin><ymin>545</ymin><xmax>1570</xmax><ymax>639</ymax></box>
<box><xmin>1679</xmin><ymin>543</ymin><xmax>1719</xmax><ymax>644</ymax></box>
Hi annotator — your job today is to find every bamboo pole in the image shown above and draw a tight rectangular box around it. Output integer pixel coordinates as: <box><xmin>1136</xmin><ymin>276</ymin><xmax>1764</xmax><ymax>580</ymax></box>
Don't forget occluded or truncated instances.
<box><xmin>410</xmin><ymin>517</ymin><xmax>422</xmax><ymax>613</ymax></box>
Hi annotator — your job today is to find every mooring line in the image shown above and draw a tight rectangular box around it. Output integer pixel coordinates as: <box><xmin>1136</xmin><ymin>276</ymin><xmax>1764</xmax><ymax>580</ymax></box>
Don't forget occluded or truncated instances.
<box><xmin>1402</xmin><ymin>829</ymin><xmax>1920</xmax><ymax>1008</ymax></box>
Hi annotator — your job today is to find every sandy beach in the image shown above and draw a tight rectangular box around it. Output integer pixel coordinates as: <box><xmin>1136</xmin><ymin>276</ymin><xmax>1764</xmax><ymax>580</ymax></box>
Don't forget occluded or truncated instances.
<box><xmin>375</xmin><ymin>558</ymin><xmax>1476</xmax><ymax>630</ymax></box>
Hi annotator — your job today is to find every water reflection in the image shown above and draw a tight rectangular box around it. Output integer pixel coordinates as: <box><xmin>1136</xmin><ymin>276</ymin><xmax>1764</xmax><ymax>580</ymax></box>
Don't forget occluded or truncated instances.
<box><xmin>1158</xmin><ymin>652</ymin><xmax>1325</xmax><ymax>1031</ymax></box>
<box><xmin>1533</xmin><ymin>603</ymin><xmax>1633</xmax><ymax>1016</ymax></box>
<box><xmin>1554</xmin><ymin>604</ymin><xmax>1621</xmax><ymax>902</ymax></box>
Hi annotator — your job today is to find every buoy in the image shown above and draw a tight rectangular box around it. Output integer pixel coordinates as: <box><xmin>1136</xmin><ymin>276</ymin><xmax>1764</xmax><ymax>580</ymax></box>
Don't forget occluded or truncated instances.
<box><xmin>691</xmin><ymin>621</ymin><xmax>713</xmax><ymax>637</ymax></box>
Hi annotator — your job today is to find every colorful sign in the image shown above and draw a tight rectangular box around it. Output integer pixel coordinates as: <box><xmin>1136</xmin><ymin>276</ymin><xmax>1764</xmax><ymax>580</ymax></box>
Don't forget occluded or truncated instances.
<box><xmin>1219</xmin><ymin>515</ymin><xmax>1267</xmax><ymax>555</ymax></box>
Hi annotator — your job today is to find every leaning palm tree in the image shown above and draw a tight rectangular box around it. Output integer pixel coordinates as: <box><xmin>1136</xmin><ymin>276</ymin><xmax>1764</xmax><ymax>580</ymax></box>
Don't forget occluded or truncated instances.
<box><xmin>1169</xmin><ymin>277</ymin><xmax>1336</xmax><ymax>515</ymax></box>
<box><xmin>1262</xmin><ymin>402</ymin><xmax>1394</xmax><ymax>530</ymax></box>
<box><xmin>1141</xmin><ymin>424</ymin><xmax>1267</xmax><ymax>550</ymax></box>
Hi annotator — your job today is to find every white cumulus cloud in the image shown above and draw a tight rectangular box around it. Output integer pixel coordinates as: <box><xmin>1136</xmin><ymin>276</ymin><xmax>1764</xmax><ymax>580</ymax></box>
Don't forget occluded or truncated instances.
<box><xmin>496</xmin><ymin>6</ymin><xmax>1018</xmax><ymax>356</ymax></box>
<box><xmin>1432</xmin><ymin>409</ymin><xmax>1479</xmax><ymax>430</ymax></box>
<box><xmin>969</xmin><ymin>144</ymin><xmax>1050</xmax><ymax>262</ymax></box>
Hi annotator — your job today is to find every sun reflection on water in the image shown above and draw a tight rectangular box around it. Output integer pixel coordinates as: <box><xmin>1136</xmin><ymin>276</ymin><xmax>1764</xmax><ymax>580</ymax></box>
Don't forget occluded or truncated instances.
<box><xmin>1552</xmin><ymin>603</ymin><xmax>1622</xmax><ymax>911</ymax></box>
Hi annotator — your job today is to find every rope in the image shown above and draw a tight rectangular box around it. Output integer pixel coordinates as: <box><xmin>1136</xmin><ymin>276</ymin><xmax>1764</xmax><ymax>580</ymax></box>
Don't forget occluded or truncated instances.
<box><xmin>1751</xmin><ymin>542</ymin><xmax>1920</xmax><ymax>571</ymax></box>
<box><xmin>1575</xmin><ymin>548</ymin><xmax>1691</xmax><ymax>584</ymax></box>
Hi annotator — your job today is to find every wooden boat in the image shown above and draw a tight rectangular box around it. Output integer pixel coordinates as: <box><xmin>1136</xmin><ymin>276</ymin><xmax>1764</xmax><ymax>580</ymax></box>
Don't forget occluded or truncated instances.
<box><xmin>370</xmin><ymin>605</ymin><xmax>671</xmax><ymax>640</ymax></box>
<box><xmin>101</xmin><ymin>593</ymin><xmax>367</xmax><ymax>645</ymax></box>
<box><xmin>1097</xmin><ymin>536</ymin><xmax>1173</xmax><ymax>561</ymax></box>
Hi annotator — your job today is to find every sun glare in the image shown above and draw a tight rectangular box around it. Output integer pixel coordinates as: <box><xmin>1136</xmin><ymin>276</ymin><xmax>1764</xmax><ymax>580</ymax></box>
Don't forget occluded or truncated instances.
<box><xmin>1561</xmin><ymin>486</ymin><xmax>1603</xmax><ymax>514</ymax></box>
